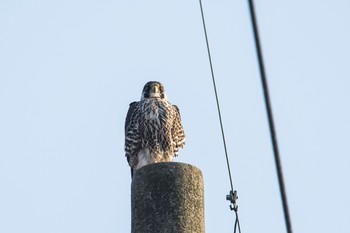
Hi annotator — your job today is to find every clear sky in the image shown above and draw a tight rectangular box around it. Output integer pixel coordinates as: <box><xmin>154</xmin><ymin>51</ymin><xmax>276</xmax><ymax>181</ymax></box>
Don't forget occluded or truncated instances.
<box><xmin>1</xmin><ymin>1</ymin><xmax>349</xmax><ymax>233</ymax></box>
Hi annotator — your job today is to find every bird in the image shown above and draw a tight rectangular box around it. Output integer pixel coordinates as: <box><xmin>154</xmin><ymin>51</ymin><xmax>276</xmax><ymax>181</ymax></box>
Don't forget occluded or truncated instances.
<box><xmin>124</xmin><ymin>81</ymin><xmax>185</xmax><ymax>178</ymax></box>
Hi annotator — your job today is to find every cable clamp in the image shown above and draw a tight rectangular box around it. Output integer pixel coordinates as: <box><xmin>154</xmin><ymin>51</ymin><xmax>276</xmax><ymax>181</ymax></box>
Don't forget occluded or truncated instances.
<box><xmin>226</xmin><ymin>190</ymin><xmax>238</xmax><ymax>211</ymax></box>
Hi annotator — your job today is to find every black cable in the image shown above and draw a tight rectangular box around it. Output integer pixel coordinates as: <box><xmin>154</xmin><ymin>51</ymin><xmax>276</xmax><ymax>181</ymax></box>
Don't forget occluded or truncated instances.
<box><xmin>198</xmin><ymin>1</ymin><xmax>241</xmax><ymax>233</ymax></box>
<box><xmin>247</xmin><ymin>1</ymin><xmax>293</xmax><ymax>233</ymax></box>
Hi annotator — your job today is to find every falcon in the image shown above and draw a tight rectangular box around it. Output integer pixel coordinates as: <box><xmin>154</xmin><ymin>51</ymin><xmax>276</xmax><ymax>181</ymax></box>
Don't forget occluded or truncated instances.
<box><xmin>124</xmin><ymin>81</ymin><xmax>185</xmax><ymax>177</ymax></box>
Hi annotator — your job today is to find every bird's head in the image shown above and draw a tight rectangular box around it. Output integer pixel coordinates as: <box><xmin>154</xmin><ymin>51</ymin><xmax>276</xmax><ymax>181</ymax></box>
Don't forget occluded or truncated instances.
<box><xmin>141</xmin><ymin>81</ymin><xmax>167</xmax><ymax>100</ymax></box>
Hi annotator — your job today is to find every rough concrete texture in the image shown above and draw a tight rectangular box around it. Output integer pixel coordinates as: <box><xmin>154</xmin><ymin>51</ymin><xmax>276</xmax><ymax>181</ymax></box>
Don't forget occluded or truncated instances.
<box><xmin>131</xmin><ymin>162</ymin><xmax>205</xmax><ymax>233</ymax></box>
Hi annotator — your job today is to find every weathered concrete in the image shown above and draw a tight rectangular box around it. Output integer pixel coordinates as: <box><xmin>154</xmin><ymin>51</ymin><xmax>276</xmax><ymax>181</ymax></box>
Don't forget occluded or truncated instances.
<box><xmin>131</xmin><ymin>162</ymin><xmax>205</xmax><ymax>233</ymax></box>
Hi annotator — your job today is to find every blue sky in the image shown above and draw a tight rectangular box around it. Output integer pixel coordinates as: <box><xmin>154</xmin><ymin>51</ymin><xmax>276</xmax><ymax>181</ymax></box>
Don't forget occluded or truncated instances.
<box><xmin>1</xmin><ymin>1</ymin><xmax>349</xmax><ymax>233</ymax></box>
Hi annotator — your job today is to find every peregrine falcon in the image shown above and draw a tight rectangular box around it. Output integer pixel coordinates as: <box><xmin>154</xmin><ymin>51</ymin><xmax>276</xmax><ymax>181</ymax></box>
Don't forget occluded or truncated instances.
<box><xmin>124</xmin><ymin>81</ymin><xmax>185</xmax><ymax>177</ymax></box>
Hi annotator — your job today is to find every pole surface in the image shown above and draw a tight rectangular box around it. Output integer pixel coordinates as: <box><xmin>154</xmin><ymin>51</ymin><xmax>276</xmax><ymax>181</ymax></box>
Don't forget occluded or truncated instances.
<box><xmin>131</xmin><ymin>162</ymin><xmax>205</xmax><ymax>233</ymax></box>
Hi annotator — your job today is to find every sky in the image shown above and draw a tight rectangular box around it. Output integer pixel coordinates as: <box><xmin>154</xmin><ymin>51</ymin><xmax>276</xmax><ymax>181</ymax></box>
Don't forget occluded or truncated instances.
<box><xmin>1</xmin><ymin>0</ymin><xmax>350</xmax><ymax>233</ymax></box>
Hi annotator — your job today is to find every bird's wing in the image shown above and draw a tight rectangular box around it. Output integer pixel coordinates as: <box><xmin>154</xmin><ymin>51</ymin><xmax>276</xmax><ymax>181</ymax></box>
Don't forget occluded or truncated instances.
<box><xmin>172</xmin><ymin>105</ymin><xmax>185</xmax><ymax>155</ymax></box>
<box><xmin>125</xmin><ymin>101</ymin><xmax>138</xmax><ymax>134</ymax></box>
<box><xmin>124</xmin><ymin>101</ymin><xmax>140</xmax><ymax>171</ymax></box>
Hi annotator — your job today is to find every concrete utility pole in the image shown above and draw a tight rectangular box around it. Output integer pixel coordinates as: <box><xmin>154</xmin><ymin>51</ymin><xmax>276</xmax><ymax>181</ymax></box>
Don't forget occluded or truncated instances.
<box><xmin>131</xmin><ymin>162</ymin><xmax>205</xmax><ymax>233</ymax></box>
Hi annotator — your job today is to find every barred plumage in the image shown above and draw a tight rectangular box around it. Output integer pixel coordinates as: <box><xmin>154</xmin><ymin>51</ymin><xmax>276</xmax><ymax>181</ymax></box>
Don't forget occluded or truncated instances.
<box><xmin>124</xmin><ymin>81</ymin><xmax>185</xmax><ymax>177</ymax></box>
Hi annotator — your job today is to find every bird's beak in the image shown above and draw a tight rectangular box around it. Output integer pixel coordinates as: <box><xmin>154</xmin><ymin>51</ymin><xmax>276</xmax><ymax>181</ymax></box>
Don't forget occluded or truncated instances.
<box><xmin>151</xmin><ymin>85</ymin><xmax>160</xmax><ymax>93</ymax></box>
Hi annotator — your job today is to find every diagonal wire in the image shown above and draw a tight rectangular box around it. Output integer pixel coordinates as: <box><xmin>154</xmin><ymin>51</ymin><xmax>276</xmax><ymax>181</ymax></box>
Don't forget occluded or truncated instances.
<box><xmin>198</xmin><ymin>0</ymin><xmax>234</xmax><ymax>195</ymax></box>
<box><xmin>198</xmin><ymin>0</ymin><xmax>241</xmax><ymax>232</ymax></box>
<box><xmin>247</xmin><ymin>1</ymin><xmax>293</xmax><ymax>233</ymax></box>
<box><xmin>234</xmin><ymin>211</ymin><xmax>241</xmax><ymax>233</ymax></box>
